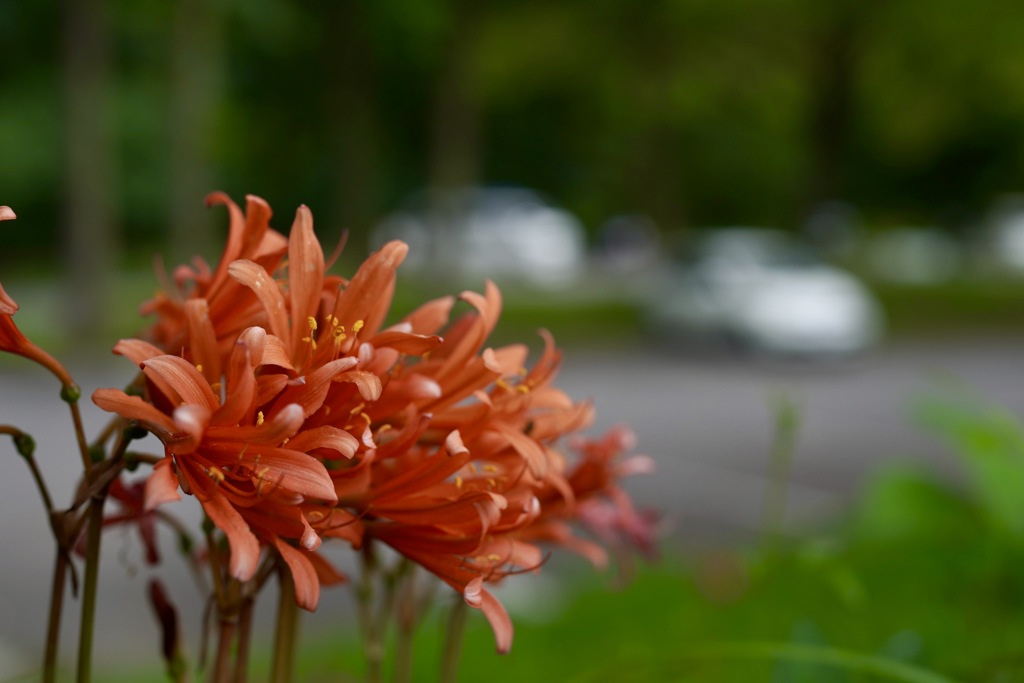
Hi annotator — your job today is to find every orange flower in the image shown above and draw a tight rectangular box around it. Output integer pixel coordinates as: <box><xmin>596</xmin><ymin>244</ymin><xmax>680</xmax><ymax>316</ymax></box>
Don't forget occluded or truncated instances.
<box><xmin>142</xmin><ymin>193</ymin><xmax>288</xmax><ymax>363</ymax></box>
<box><xmin>94</xmin><ymin>327</ymin><xmax>349</xmax><ymax>608</ymax></box>
<box><xmin>0</xmin><ymin>207</ymin><xmax>75</xmax><ymax>389</ymax></box>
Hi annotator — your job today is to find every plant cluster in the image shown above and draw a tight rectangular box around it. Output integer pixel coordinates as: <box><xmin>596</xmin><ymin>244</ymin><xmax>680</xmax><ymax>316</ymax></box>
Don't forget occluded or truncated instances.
<box><xmin>0</xmin><ymin>197</ymin><xmax>656</xmax><ymax>682</ymax></box>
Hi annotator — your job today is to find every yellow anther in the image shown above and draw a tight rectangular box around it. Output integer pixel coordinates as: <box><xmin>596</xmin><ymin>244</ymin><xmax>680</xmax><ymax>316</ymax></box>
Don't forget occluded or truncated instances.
<box><xmin>352</xmin><ymin>319</ymin><xmax>364</xmax><ymax>334</ymax></box>
<box><xmin>350</xmin><ymin>403</ymin><xmax>365</xmax><ymax>415</ymax></box>
<box><xmin>207</xmin><ymin>467</ymin><xmax>225</xmax><ymax>483</ymax></box>
<box><xmin>483</xmin><ymin>464</ymin><xmax>499</xmax><ymax>473</ymax></box>
<box><xmin>516</xmin><ymin>384</ymin><xmax>530</xmax><ymax>394</ymax></box>
<box><xmin>307</xmin><ymin>316</ymin><xmax>318</xmax><ymax>332</ymax></box>
<box><xmin>333</xmin><ymin>327</ymin><xmax>347</xmax><ymax>345</ymax></box>
<box><xmin>324</xmin><ymin>405</ymin><xmax>331</xmax><ymax>416</ymax></box>
<box><xmin>256</xmin><ymin>411</ymin><xmax>265</xmax><ymax>426</ymax></box>
<box><xmin>360</xmin><ymin>412</ymin><xmax>372</xmax><ymax>425</ymax></box>
<box><xmin>281</xmin><ymin>437</ymin><xmax>289</xmax><ymax>445</ymax></box>
<box><xmin>210</xmin><ymin>382</ymin><xmax>223</xmax><ymax>393</ymax></box>
<box><xmin>195</xmin><ymin>364</ymin><xmax>203</xmax><ymax>373</ymax></box>
<box><xmin>307</xmin><ymin>510</ymin><xmax>325</xmax><ymax>522</ymax></box>
<box><xmin>486</xmin><ymin>554</ymin><xmax>502</xmax><ymax>562</ymax></box>
<box><xmin>376</xmin><ymin>424</ymin><xmax>392</xmax><ymax>434</ymax></box>
<box><xmin>495</xmin><ymin>378</ymin><xmax>511</xmax><ymax>391</ymax></box>
<box><xmin>455</xmin><ymin>476</ymin><xmax>463</xmax><ymax>489</ymax></box>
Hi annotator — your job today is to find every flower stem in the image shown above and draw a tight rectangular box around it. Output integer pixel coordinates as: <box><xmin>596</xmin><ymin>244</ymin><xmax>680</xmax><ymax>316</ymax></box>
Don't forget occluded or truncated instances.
<box><xmin>358</xmin><ymin>543</ymin><xmax>384</xmax><ymax>683</ymax></box>
<box><xmin>65</xmin><ymin>395</ymin><xmax>93</xmax><ymax>475</ymax></box>
<box><xmin>269</xmin><ymin>568</ymin><xmax>299</xmax><ymax>683</ymax></box>
<box><xmin>43</xmin><ymin>548</ymin><xmax>68</xmax><ymax>683</ymax></box>
<box><xmin>392</xmin><ymin>565</ymin><xmax>418</xmax><ymax>683</ymax></box>
<box><xmin>210</xmin><ymin>617</ymin><xmax>236</xmax><ymax>683</ymax></box>
<box><xmin>232</xmin><ymin>597</ymin><xmax>254</xmax><ymax>683</ymax></box>
<box><xmin>75</xmin><ymin>496</ymin><xmax>105</xmax><ymax>683</ymax></box>
<box><xmin>439</xmin><ymin>598</ymin><xmax>468</xmax><ymax>683</ymax></box>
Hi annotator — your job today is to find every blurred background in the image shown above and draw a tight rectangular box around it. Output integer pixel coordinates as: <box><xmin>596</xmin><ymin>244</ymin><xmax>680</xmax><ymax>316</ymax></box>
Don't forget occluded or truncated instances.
<box><xmin>6</xmin><ymin>0</ymin><xmax>1024</xmax><ymax>680</ymax></box>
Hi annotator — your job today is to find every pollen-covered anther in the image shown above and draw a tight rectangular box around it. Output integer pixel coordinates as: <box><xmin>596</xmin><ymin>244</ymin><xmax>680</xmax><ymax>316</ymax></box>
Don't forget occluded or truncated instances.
<box><xmin>307</xmin><ymin>509</ymin><xmax>326</xmax><ymax>523</ymax></box>
<box><xmin>483</xmin><ymin>464</ymin><xmax>499</xmax><ymax>473</ymax></box>
<box><xmin>455</xmin><ymin>475</ymin><xmax>463</xmax><ymax>489</ymax></box>
<box><xmin>206</xmin><ymin>466</ymin><xmax>226</xmax><ymax>483</ymax></box>
<box><xmin>495</xmin><ymin>378</ymin><xmax>511</xmax><ymax>391</ymax></box>
<box><xmin>352</xmin><ymin>319</ymin><xmax>364</xmax><ymax>334</ymax></box>
<box><xmin>302</xmin><ymin>316</ymin><xmax>319</xmax><ymax>349</ymax></box>
<box><xmin>516</xmin><ymin>384</ymin><xmax>530</xmax><ymax>394</ymax></box>
<box><xmin>256</xmin><ymin>411</ymin><xmax>265</xmax><ymax>426</ymax></box>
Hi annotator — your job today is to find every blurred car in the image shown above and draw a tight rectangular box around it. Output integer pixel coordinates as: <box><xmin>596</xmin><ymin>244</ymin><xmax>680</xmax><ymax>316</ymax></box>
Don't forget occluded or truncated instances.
<box><xmin>647</xmin><ymin>228</ymin><xmax>884</xmax><ymax>355</ymax></box>
<box><xmin>371</xmin><ymin>186</ymin><xmax>587</xmax><ymax>287</ymax></box>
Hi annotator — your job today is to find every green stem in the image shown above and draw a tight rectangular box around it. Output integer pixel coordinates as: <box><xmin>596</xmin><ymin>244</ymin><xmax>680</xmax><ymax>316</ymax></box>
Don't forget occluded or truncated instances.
<box><xmin>358</xmin><ymin>543</ymin><xmax>383</xmax><ymax>683</ymax></box>
<box><xmin>75</xmin><ymin>430</ymin><xmax>130</xmax><ymax>683</ymax></box>
<box><xmin>43</xmin><ymin>548</ymin><xmax>68</xmax><ymax>683</ymax></box>
<box><xmin>269</xmin><ymin>568</ymin><xmax>299</xmax><ymax>683</ymax></box>
<box><xmin>392</xmin><ymin>566</ymin><xmax>418</xmax><ymax>683</ymax></box>
<box><xmin>66</xmin><ymin>397</ymin><xmax>93</xmax><ymax>475</ymax></box>
<box><xmin>439</xmin><ymin>598</ymin><xmax>468</xmax><ymax>683</ymax></box>
<box><xmin>761</xmin><ymin>392</ymin><xmax>801</xmax><ymax>552</ymax></box>
<box><xmin>76</xmin><ymin>496</ymin><xmax>105</xmax><ymax>683</ymax></box>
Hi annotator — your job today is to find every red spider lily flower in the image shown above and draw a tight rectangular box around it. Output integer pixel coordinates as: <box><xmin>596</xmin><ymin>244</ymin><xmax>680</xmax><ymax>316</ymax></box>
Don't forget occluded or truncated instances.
<box><xmin>516</xmin><ymin>425</ymin><xmax>659</xmax><ymax>570</ymax></box>
<box><xmin>93</xmin><ymin>327</ymin><xmax>345</xmax><ymax>602</ymax></box>
<box><xmin>0</xmin><ymin>207</ymin><xmax>75</xmax><ymax>389</ymax></box>
<box><xmin>142</xmin><ymin>193</ymin><xmax>288</xmax><ymax>360</ymax></box>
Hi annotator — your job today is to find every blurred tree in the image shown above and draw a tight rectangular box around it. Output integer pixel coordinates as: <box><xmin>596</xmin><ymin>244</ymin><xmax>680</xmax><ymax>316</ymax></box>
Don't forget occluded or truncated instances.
<box><xmin>63</xmin><ymin>0</ymin><xmax>118</xmax><ymax>336</ymax></box>
<box><xmin>168</xmin><ymin>0</ymin><xmax>225</xmax><ymax>264</ymax></box>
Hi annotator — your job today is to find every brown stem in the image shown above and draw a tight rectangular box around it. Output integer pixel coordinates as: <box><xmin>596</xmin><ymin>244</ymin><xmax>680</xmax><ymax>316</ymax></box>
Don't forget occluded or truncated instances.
<box><xmin>231</xmin><ymin>598</ymin><xmax>254</xmax><ymax>683</ymax></box>
<box><xmin>210</xmin><ymin>618</ymin><xmax>236</xmax><ymax>683</ymax></box>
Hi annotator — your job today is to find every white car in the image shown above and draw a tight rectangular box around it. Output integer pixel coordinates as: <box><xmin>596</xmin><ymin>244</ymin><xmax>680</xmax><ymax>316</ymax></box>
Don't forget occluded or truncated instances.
<box><xmin>647</xmin><ymin>228</ymin><xmax>884</xmax><ymax>355</ymax></box>
<box><xmin>372</xmin><ymin>187</ymin><xmax>587</xmax><ymax>287</ymax></box>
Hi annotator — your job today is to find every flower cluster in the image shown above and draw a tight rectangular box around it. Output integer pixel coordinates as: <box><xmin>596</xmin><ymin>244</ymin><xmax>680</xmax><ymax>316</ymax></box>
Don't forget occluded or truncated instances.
<box><xmin>85</xmin><ymin>194</ymin><xmax>655</xmax><ymax>652</ymax></box>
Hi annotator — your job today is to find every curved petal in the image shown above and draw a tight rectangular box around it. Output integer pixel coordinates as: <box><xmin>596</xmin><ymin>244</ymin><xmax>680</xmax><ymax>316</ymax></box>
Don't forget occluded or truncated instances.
<box><xmin>184</xmin><ymin>299</ymin><xmax>221</xmax><ymax>384</ymax></box>
<box><xmin>285</xmin><ymin>425</ymin><xmax>359</xmax><ymax>459</ymax></box>
<box><xmin>287</xmin><ymin>205</ymin><xmax>325</xmax><ymax>354</ymax></box>
<box><xmin>92</xmin><ymin>388</ymin><xmax>178</xmax><ymax>439</ymax></box>
<box><xmin>143</xmin><ymin>356</ymin><xmax>220</xmax><ymax>411</ymax></box>
<box><xmin>191</xmin><ymin>474</ymin><xmax>261</xmax><ymax>581</ymax></box>
<box><xmin>272</xmin><ymin>536</ymin><xmax>320</xmax><ymax>611</ymax></box>
<box><xmin>144</xmin><ymin>458</ymin><xmax>183</xmax><ymax>511</ymax></box>
<box><xmin>228</xmin><ymin>259</ymin><xmax>289</xmax><ymax>341</ymax></box>
<box><xmin>464</xmin><ymin>578</ymin><xmax>513</xmax><ymax>654</ymax></box>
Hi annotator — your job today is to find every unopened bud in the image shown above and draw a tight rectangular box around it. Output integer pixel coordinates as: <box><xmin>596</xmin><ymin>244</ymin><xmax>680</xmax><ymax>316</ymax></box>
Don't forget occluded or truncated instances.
<box><xmin>60</xmin><ymin>383</ymin><xmax>82</xmax><ymax>403</ymax></box>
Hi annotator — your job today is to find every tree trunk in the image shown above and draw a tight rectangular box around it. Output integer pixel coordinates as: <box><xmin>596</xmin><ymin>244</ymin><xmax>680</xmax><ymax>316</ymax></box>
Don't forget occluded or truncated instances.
<box><xmin>63</xmin><ymin>0</ymin><xmax>117</xmax><ymax>340</ymax></box>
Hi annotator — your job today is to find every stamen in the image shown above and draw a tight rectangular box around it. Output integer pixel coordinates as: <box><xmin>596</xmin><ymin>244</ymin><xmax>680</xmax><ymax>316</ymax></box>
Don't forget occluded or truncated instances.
<box><xmin>206</xmin><ymin>466</ymin><xmax>225</xmax><ymax>483</ymax></box>
<box><xmin>455</xmin><ymin>476</ymin><xmax>463</xmax><ymax>489</ymax></box>
<box><xmin>256</xmin><ymin>411</ymin><xmax>265</xmax><ymax>426</ymax></box>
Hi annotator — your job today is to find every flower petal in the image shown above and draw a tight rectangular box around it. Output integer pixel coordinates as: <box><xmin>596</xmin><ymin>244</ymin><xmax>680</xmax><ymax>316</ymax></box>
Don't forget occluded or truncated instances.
<box><xmin>464</xmin><ymin>578</ymin><xmax>513</xmax><ymax>654</ymax></box>
<box><xmin>144</xmin><ymin>458</ymin><xmax>183</xmax><ymax>511</ymax></box>
<box><xmin>272</xmin><ymin>536</ymin><xmax>321</xmax><ymax>611</ymax></box>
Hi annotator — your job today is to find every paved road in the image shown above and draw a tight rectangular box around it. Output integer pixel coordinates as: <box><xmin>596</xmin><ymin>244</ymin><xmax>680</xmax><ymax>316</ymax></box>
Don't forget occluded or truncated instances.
<box><xmin>2</xmin><ymin>336</ymin><xmax>1023</xmax><ymax>674</ymax></box>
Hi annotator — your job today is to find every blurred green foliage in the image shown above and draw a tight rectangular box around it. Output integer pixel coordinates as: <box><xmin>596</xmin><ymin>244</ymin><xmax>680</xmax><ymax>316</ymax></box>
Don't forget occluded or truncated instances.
<box><xmin>96</xmin><ymin>387</ymin><xmax>1024</xmax><ymax>682</ymax></box>
<box><xmin>5</xmin><ymin>0</ymin><xmax>1024</xmax><ymax>266</ymax></box>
